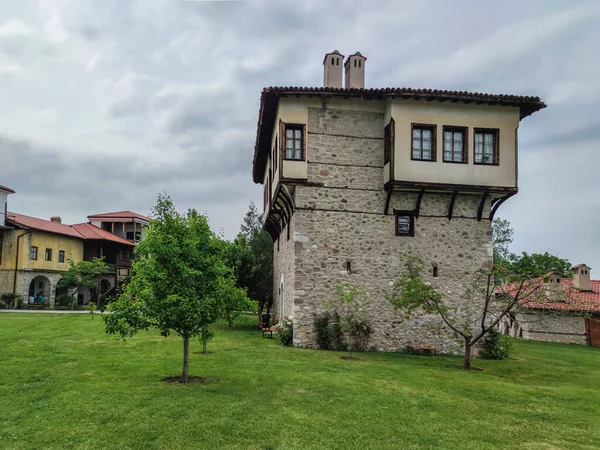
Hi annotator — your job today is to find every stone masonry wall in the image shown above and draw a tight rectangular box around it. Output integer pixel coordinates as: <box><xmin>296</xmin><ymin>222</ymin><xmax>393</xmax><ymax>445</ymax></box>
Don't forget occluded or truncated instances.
<box><xmin>272</xmin><ymin>218</ymin><xmax>296</xmax><ymax>322</ymax></box>
<box><xmin>287</xmin><ymin>106</ymin><xmax>494</xmax><ymax>353</ymax></box>
<box><xmin>518</xmin><ymin>313</ymin><xmax>587</xmax><ymax>345</ymax></box>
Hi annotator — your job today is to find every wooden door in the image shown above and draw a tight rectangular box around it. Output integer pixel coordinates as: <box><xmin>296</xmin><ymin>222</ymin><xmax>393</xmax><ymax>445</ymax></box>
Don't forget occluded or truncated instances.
<box><xmin>585</xmin><ymin>315</ymin><xmax>600</xmax><ymax>347</ymax></box>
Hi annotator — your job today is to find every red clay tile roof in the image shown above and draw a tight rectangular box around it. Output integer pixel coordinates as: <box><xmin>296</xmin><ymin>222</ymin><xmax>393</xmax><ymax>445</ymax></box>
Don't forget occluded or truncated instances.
<box><xmin>6</xmin><ymin>212</ymin><xmax>137</xmax><ymax>245</ymax></box>
<box><xmin>71</xmin><ymin>223</ymin><xmax>135</xmax><ymax>246</ymax></box>
<box><xmin>0</xmin><ymin>184</ymin><xmax>15</xmax><ymax>193</ymax></box>
<box><xmin>571</xmin><ymin>264</ymin><xmax>591</xmax><ymax>270</ymax></box>
<box><xmin>6</xmin><ymin>212</ymin><xmax>84</xmax><ymax>239</ymax></box>
<box><xmin>498</xmin><ymin>278</ymin><xmax>600</xmax><ymax>313</ymax></box>
<box><xmin>252</xmin><ymin>86</ymin><xmax>547</xmax><ymax>183</ymax></box>
<box><xmin>87</xmin><ymin>210</ymin><xmax>150</xmax><ymax>222</ymax></box>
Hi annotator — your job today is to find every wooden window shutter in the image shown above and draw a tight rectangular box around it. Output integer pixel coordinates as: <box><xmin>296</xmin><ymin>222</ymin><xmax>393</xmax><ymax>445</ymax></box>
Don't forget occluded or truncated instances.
<box><xmin>279</xmin><ymin>120</ymin><xmax>285</xmax><ymax>168</ymax></box>
<box><xmin>389</xmin><ymin>118</ymin><xmax>395</xmax><ymax>182</ymax></box>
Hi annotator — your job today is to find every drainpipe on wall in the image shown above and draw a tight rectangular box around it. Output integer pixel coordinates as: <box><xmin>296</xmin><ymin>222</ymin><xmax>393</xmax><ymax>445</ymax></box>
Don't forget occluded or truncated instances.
<box><xmin>13</xmin><ymin>230</ymin><xmax>31</xmax><ymax>295</ymax></box>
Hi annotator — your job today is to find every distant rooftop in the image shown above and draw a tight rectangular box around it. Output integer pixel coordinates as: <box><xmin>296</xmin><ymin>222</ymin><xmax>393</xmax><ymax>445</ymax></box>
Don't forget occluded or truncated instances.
<box><xmin>87</xmin><ymin>210</ymin><xmax>150</xmax><ymax>222</ymax></box>
<box><xmin>6</xmin><ymin>212</ymin><xmax>136</xmax><ymax>245</ymax></box>
<box><xmin>0</xmin><ymin>184</ymin><xmax>15</xmax><ymax>194</ymax></box>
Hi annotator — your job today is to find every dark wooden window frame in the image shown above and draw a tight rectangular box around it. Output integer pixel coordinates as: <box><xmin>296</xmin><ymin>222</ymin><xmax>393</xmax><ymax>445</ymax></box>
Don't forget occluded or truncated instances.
<box><xmin>473</xmin><ymin>128</ymin><xmax>500</xmax><ymax>166</ymax></box>
<box><xmin>411</xmin><ymin>123</ymin><xmax>437</xmax><ymax>162</ymax></box>
<box><xmin>394</xmin><ymin>210</ymin><xmax>415</xmax><ymax>237</ymax></box>
<box><xmin>58</xmin><ymin>250</ymin><xmax>65</xmax><ymax>264</ymax></box>
<box><xmin>442</xmin><ymin>126</ymin><xmax>468</xmax><ymax>164</ymax></box>
<box><xmin>283</xmin><ymin>124</ymin><xmax>306</xmax><ymax>161</ymax></box>
<box><xmin>30</xmin><ymin>246</ymin><xmax>38</xmax><ymax>261</ymax></box>
<box><xmin>45</xmin><ymin>248</ymin><xmax>52</xmax><ymax>262</ymax></box>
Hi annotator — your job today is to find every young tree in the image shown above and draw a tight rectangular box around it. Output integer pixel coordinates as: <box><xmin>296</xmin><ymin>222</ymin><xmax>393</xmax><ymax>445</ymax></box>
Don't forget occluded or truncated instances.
<box><xmin>387</xmin><ymin>255</ymin><xmax>547</xmax><ymax>370</ymax></box>
<box><xmin>324</xmin><ymin>282</ymin><xmax>373</xmax><ymax>358</ymax></box>
<box><xmin>57</xmin><ymin>258</ymin><xmax>110</xmax><ymax>307</ymax></box>
<box><xmin>103</xmin><ymin>194</ymin><xmax>252</xmax><ymax>383</ymax></box>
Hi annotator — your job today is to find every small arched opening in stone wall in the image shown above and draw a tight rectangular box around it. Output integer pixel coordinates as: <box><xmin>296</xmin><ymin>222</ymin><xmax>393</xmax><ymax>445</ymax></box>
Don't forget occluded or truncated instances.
<box><xmin>27</xmin><ymin>275</ymin><xmax>51</xmax><ymax>305</ymax></box>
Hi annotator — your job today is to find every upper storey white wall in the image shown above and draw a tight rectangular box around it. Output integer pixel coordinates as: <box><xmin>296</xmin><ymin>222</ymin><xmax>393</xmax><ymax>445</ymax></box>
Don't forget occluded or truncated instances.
<box><xmin>264</xmin><ymin>96</ymin><xmax>521</xmax><ymax>190</ymax></box>
<box><xmin>390</xmin><ymin>100</ymin><xmax>520</xmax><ymax>188</ymax></box>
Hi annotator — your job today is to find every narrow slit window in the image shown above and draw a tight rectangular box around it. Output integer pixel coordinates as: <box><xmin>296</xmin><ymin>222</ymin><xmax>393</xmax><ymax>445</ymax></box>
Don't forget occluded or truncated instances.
<box><xmin>433</xmin><ymin>264</ymin><xmax>439</xmax><ymax>278</ymax></box>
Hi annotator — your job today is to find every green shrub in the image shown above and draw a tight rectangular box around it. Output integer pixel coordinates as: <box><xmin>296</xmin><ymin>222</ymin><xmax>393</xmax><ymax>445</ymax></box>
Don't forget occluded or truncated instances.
<box><xmin>480</xmin><ymin>329</ymin><xmax>512</xmax><ymax>360</ymax></box>
<box><xmin>276</xmin><ymin>316</ymin><xmax>293</xmax><ymax>347</ymax></box>
<box><xmin>1</xmin><ymin>293</ymin><xmax>19</xmax><ymax>309</ymax></box>
<box><xmin>56</xmin><ymin>294</ymin><xmax>75</xmax><ymax>308</ymax></box>
<box><xmin>15</xmin><ymin>298</ymin><xmax>24</xmax><ymax>310</ymax></box>
<box><xmin>314</xmin><ymin>311</ymin><xmax>346</xmax><ymax>351</ymax></box>
<box><xmin>0</xmin><ymin>299</ymin><xmax>7</xmax><ymax>309</ymax></box>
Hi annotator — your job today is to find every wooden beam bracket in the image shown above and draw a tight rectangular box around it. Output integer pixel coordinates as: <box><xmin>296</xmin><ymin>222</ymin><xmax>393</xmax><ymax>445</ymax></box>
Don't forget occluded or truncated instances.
<box><xmin>415</xmin><ymin>189</ymin><xmax>425</xmax><ymax>218</ymax></box>
<box><xmin>477</xmin><ymin>191</ymin><xmax>490</xmax><ymax>222</ymax></box>
<box><xmin>447</xmin><ymin>191</ymin><xmax>458</xmax><ymax>220</ymax></box>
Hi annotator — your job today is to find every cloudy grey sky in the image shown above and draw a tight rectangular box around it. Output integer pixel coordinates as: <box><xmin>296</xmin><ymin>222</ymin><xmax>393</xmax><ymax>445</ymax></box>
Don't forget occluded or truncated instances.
<box><xmin>0</xmin><ymin>0</ymin><xmax>599</xmax><ymax>268</ymax></box>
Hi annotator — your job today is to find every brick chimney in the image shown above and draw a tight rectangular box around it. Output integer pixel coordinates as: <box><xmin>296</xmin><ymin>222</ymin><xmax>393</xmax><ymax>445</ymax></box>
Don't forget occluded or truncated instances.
<box><xmin>571</xmin><ymin>264</ymin><xmax>591</xmax><ymax>291</ymax></box>
<box><xmin>323</xmin><ymin>50</ymin><xmax>344</xmax><ymax>88</ymax></box>
<box><xmin>344</xmin><ymin>51</ymin><xmax>367</xmax><ymax>89</ymax></box>
<box><xmin>50</xmin><ymin>216</ymin><xmax>62</xmax><ymax>223</ymax></box>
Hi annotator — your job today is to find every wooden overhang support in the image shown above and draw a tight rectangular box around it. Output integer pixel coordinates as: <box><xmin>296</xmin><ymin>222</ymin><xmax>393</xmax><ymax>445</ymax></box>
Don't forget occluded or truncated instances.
<box><xmin>384</xmin><ymin>188</ymin><xmax>393</xmax><ymax>216</ymax></box>
<box><xmin>489</xmin><ymin>193</ymin><xmax>515</xmax><ymax>221</ymax></box>
<box><xmin>280</xmin><ymin>185</ymin><xmax>295</xmax><ymax>219</ymax></box>
<box><xmin>415</xmin><ymin>189</ymin><xmax>425</xmax><ymax>218</ymax></box>
<box><xmin>477</xmin><ymin>191</ymin><xmax>490</xmax><ymax>222</ymax></box>
<box><xmin>447</xmin><ymin>191</ymin><xmax>458</xmax><ymax>220</ymax></box>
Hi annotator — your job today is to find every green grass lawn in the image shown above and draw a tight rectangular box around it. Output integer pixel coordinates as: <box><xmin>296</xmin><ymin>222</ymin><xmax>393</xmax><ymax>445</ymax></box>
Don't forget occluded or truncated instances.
<box><xmin>0</xmin><ymin>314</ymin><xmax>599</xmax><ymax>450</ymax></box>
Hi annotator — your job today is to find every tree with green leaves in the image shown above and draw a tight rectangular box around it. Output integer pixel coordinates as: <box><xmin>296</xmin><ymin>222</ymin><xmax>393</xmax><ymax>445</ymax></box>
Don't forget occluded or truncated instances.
<box><xmin>492</xmin><ymin>218</ymin><xmax>571</xmax><ymax>281</ymax></box>
<box><xmin>225</xmin><ymin>202</ymin><xmax>273</xmax><ymax>325</ymax></box>
<box><xmin>56</xmin><ymin>258</ymin><xmax>110</xmax><ymax>307</ymax></box>
<box><xmin>103</xmin><ymin>194</ymin><xmax>252</xmax><ymax>383</ymax></box>
<box><xmin>508</xmin><ymin>252</ymin><xmax>571</xmax><ymax>278</ymax></box>
<box><xmin>387</xmin><ymin>255</ymin><xmax>547</xmax><ymax>370</ymax></box>
<box><xmin>492</xmin><ymin>218</ymin><xmax>513</xmax><ymax>266</ymax></box>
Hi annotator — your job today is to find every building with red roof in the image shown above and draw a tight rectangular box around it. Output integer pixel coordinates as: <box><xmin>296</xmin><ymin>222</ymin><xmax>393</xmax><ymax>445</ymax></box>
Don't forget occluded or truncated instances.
<box><xmin>497</xmin><ymin>264</ymin><xmax>600</xmax><ymax>347</ymax></box>
<box><xmin>0</xmin><ymin>190</ymin><xmax>146</xmax><ymax>308</ymax></box>
<box><xmin>87</xmin><ymin>210</ymin><xmax>150</xmax><ymax>245</ymax></box>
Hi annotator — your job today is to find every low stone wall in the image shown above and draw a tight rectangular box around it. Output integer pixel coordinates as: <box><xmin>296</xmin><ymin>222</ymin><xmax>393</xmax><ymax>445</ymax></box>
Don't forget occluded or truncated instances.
<box><xmin>518</xmin><ymin>313</ymin><xmax>587</xmax><ymax>345</ymax></box>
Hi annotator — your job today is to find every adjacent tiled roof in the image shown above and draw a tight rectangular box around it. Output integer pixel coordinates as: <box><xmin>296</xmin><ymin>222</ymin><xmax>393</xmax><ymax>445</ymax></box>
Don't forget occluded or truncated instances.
<box><xmin>87</xmin><ymin>210</ymin><xmax>150</xmax><ymax>222</ymax></box>
<box><xmin>71</xmin><ymin>223</ymin><xmax>135</xmax><ymax>246</ymax></box>
<box><xmin>7</xmin><ymin>212</ymin><xmax>136</xmax><ymax>246</ymax></box>
<box><xmin>498</xmin><ymin>277</ymin><xmax>600</xmax><ymax>313</ymax></box>
<box><xmin>7</xmin><ymin>212</ymin><xmax>83</xmax><ymax>239</ymax></box>
<box><xmin>571</xmin><ymin>264</ymin><xmax>591</xmax><ymax>270</ymax></box>
<box><xmin>0</xmin><ymin>184</ymin><xmax>15</xmax><ymax>193</ymax></box>
<box><xmin>252</xmin><ymin>86</ymin><xmax>547</xmax><ymax>183</ymax></box>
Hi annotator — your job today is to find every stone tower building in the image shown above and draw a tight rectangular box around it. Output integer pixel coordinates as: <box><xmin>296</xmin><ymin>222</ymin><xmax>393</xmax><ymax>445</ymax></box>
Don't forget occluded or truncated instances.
<box><xmin>252</xmin><ymin>51</ymin><xmax>546</xmax><ymax>351</ymax></box>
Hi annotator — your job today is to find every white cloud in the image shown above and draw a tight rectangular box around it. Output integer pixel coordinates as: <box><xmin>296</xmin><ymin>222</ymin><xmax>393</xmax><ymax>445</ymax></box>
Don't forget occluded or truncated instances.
<box><xmin>0</xmin><ymin>0</ymin><xmax>598</xmax><ymax>269</ymax></box>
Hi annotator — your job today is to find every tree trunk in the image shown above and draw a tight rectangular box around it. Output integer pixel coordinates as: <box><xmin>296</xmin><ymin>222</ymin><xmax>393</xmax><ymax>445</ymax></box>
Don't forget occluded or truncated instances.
<box><xmin>182</xmin><ymin>335</ymin><xmax>190</xmax><ymax>383</ymax></box>
<box><xmin>202</xmin><ymin>341</ymin><xmax>207</xmax><ymax>354</ymax></box>
<box><xmin>463</xmin><ymin>337</ymin><xmax>472</xmax><ymax>370</ymax></box>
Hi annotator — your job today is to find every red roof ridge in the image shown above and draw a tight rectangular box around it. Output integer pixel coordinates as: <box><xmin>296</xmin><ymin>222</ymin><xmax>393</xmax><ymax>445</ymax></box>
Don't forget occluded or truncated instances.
<box><xmin>71</xmin><ymin>222</ymin><xmax>135</xmax><ymax>246</ymax></box>
<box><xmin>87</xmin><ymin>210</ymin><xmax>150</xmax><ymax>222</ymax></box>
<box><xmin>0</xmin><ymin>184</ymin><xmax>15</xmax><ymax>193</ymax></box>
